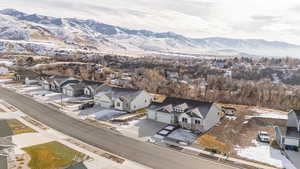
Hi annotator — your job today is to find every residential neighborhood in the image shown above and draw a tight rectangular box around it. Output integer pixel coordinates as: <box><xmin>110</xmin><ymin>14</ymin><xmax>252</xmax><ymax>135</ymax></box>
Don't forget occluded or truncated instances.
<box><xmin>2</xmin><ymin>1</ymin><xmax>300</xmax><ymax>169</ymax></box>
<box><xmin>0</xmin><ymin>58</ymin><xmax>300</xmax><ymax>169</ymax></box>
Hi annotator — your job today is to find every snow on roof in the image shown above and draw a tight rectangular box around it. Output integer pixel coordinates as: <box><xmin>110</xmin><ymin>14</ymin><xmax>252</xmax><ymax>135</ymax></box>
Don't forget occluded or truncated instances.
<box><xmin>151</xmin><ymin>97</ymin><xmax>214</xmax><ymax>118</ymax></box>
<box><xmin>95</xmin><ymin>84</ymin><xmax>143</xmax><ymax>102</ymax></box>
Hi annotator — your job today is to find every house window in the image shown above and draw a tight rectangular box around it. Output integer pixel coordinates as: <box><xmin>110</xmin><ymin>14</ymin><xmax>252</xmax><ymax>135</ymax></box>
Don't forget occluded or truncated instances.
<box><xmin>195</xmin><ymin>120</ymin><xmax>201</xmax><ymax>124</ymax></box>
<box><xmin>145</xmin><ymin>99</ymin><xmax>147</xmax><ymax>103</ymax></box>
<box><xmin>182</xmin><ymin>117</ymin><xmax>188</xmax><ymax>123</ymax></box>
<box><xmin>116</xmin><ymin>102</ymin><xmax>120</xmax><ymax>107</ymax></box>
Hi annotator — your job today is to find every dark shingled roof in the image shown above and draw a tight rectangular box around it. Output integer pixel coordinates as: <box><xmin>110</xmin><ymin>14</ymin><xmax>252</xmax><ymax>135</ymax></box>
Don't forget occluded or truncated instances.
<box><xmin>82</xmin><ymin>80</ymin><xmax>103</xmax><ymax>86</ymax></box>
<box><xmin>293</xmin><ymin>110</ymin><xmax>300</xmax><ymax>121</ymax></box>
<box><xmin>151</xmin><ymin>97</ymin><xmax>214</xmax><ymax>118</ymax></box>
<box><xmin>285</xmin><ymin>127</ymin><xmax>300</xmax><ymax>139</ymax></box>
<box><xmin>0</xmin><ymin>120</ymin><xmax>12</xmax><ymax>137</ymax></box>
<box><xmin>96</xmin><ymin>84</ymin><xmax>143</xmax><ymax>101</ymax></box>
<box><xmin>15</xmin><ymin>69</ymin><xmax>40</xmax><ymax>79</ymax></box>
<box><xmin>82</xmin><ymin>80</ymin><xmax>103</xmax><ymax>90</ymax></box>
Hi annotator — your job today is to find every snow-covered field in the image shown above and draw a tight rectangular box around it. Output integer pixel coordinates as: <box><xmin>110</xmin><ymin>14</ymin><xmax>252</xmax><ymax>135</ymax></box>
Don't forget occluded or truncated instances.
<box><xmin>0</xmin><ymin>60</ymin><xmax>14</xmax><ymax>66</ymax></box>
<box><xmin>0</xmin><ymin>66</ymin><xmax>8</xmax><ymax>74</ymax></box>
<box><xmin>247</xmin><ymin>108</ymin><xmax>288</xmax><ymax>120</ymax></box>
<box><xmin>235</xmin><ymin>140</ymin><xmax>296</xmax><ymax>169</ymax></box>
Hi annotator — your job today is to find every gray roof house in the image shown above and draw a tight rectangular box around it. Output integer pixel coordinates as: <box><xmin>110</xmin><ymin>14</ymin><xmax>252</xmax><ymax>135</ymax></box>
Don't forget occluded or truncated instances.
<box><xmin>63</xmin><ymin>80</ymin><xmax>104</xmax><ymax>97</ymax></box>
<box><xmin>14</xmin><ymin>69</ymin><xmax>40</xmax><ymax>85</ymax></box>
<box><xmin>0</xmin><ymin>120</ymin><xmax>15</xmax><ymax>169</ymax></box>
<box><xmin>83</xmin><ymin>81</ymin><xmax>103</xmax><ymax>98</ymax></box>
<box><xmin>42</xmin><ymin>76</ymin><xmax>80</xmax><ymax>92</ymax></box>
<box><xmin>147</xmin><ymin>97</ymin><xmax>222</xmax><ymax>133</ymax></box>
<box><xmin>62</xmin><ymin>83</ymin><xmax>85</xmax><ymax>97</ymax></box>
<box><xmin>94</xmin><ymin>85</ymin><xmax>152</xmax><ymax>113</ymax></box>
<box><xmin>275</xmin><ymin>109</ymin><xmax>300</xmax><ymax>149</ymax></box>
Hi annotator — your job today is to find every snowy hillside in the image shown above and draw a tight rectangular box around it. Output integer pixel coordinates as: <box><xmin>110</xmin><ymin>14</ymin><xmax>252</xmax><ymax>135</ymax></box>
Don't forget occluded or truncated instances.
<box><xmin>1</xmin><ymin>8</ymin><xmax>300</xmax><ymax>57</ymax></box>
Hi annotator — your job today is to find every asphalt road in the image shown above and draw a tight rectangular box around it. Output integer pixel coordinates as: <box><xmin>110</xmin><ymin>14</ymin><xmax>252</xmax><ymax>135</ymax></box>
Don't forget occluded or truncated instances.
<box><xmin>0</xmin><ymin>87</ymin><xmax>236</xmax><ymax>169</ymax></box>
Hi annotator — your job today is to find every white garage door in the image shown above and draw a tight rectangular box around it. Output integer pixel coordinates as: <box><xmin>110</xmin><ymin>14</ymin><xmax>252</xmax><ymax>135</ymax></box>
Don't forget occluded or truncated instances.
<box><xmin>66</xmin><ymin>90</ymin><xmax>73</xmax><ymax>96</ymax></box>
<box><xmin>157</xmin><ymin>113</ymin><xmax>172</xmax><ymax>124</ymax></box>
<box><xmin>285</xmin><ymin>138</ymin><xmax>299</xmax><ymax>146</ymax></box>
<box><xmin>148</xmin><ymin>111</ymin><xmax>156</xmax><ymax>120</ymax></box>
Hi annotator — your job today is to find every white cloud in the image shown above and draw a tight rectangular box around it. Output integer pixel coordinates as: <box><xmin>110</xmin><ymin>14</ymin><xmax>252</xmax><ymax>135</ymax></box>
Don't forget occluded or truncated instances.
<box><xmin>1</xmin><ymin>0</ymin><xmax>300</xmax><ymax>44</ymax></box>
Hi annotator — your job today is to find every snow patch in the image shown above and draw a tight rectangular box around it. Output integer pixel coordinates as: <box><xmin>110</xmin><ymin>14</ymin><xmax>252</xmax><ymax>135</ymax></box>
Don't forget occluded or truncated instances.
<box><xmin>235</xmin><ymin>140</ymin><xmax>296</xmax><ymax>169</ymax></box>
<box><xmin>248</xmin><ymin>108</ymin><xmax>288</xmax><ymax>120</ymax></box>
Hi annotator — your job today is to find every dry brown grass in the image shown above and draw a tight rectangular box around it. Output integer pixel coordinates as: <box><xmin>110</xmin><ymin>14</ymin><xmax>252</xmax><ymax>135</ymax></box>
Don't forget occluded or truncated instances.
<box><xmin>6</xmin><ymin>119</ymin><xmax>36</xmax><ymax>135</ymax></box>
<box><xmin>3</xmin><ymin>80</ymin><xmax>22</xmax><ymax>84</ymax></box>
<box><xmin>23</xmin><ymin>141</ymin><xmax>85</xmax><ymax>169</ymax></box>
<box><xmin>197</xmin><ymin>134</ymin><xmax>229</xmax><ymax>153</ymax></box>
<box><xmin>84</xmin><ymin>119</ymin><xmax>115</xmax><ymax>130</ymax></box>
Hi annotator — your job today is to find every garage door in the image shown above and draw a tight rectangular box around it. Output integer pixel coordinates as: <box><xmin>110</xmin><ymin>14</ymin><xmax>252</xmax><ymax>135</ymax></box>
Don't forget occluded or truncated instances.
<box><xmin>285</xmin><ymin>138</ymin><xmax>299</xmax><ymax>146</ymax></box>
<box><xmin>148</xmin><ymin>111</ymin><xmax>156</xmax><ymax>120</ymax></box>
<box><xmin>66</xmin><ymin>90</ymin><xmax>73</xmax><ymax>96</ymax></box>
<box><xmin>157</xmin><ymin>113</ymin><xmax>172</xmax><ymax>124</ymax></box>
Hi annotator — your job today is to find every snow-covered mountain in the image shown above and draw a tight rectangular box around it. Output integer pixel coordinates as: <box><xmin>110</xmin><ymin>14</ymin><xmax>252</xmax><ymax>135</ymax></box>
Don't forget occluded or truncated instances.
<box><xmin>0</xmin><ymin>8</ymin><xmax>300</xmax><ymax>57</ymax></box>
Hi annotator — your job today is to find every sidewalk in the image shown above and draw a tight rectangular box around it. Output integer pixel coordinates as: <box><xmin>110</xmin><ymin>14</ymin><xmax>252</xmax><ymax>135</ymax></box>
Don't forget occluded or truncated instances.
<box><xmin>184</xmin><ymin>146</ymin><xmax>277</xmax><ymax>169</ymax></box>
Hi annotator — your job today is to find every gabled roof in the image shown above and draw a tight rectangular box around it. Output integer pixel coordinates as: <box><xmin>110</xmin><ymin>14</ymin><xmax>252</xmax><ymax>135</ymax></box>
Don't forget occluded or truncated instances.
<box><xmin>82</xmin><ymin>80</ymin><xmax>103</xmax><ymax>89</ymax></box>
<box><xmin>152</xmin><ymin>97</ymin><xmax>214</xmax><ymax>118</ymax></box>
<box><xmin>64</xmin><ymin>83</ymin><xmax>85</xmax><ymax>90</ymax></box>
<box><xmin>95</xmin><ymin>84</ymin><xmax>143</xmax><ymax>102</ymax></box>
<box><xmin>292</xmin><ymin>110</ymin><xmax>300</xmax><ymax>121</ymax></box>
<box><xmin>0</xmin><ymin>120</ymin><xmax>12</xmax><ymax>138</ymax></box>
<box><xmin>46</xmin><ymin>75</ymin><xmax>68</xmax><ymax>83</ymax></box>
<box><xmin>285</xmin><ymin>127</ymin><xmax>300</xmax><ymax>139</ymax></box>
<box><xmin>15</xmin><ymin>69</ymin><xmax>40</xmax><ymax>79</ymax></box>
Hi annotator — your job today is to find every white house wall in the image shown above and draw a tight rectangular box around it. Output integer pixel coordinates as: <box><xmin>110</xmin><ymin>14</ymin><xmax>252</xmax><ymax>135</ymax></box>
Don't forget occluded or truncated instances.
<box><xmin>62</xmin><ymin>86</ymin><xmax>74</xmax><ymax>97</ymax></box>
<box><xmin>130</xmin><ymin>91</ymin><xmax>152</xmax><ymax>112</ymax></box>
<box><xmin>94</xmin><ymin>93</ymin><xmax>113</xmax><ymax>108</ymax></box>
<box><xmin>114</xmin><ymin>98</ymin><xmax>124</xmax><ymax>111</ymax></box>
<box><xmin>147</xmin><ymin>110</ymin><xmax>157</xmax><ymax>120</ymax></box>
<box><xmin>178</xmin><ymin>113</ymin><xmax>192</xmax><ymax>129</ymax></box>
<box><xmin>156</xmin><ymin>111</ymin><xmax>173</xmax><ymax>124</ymax></box>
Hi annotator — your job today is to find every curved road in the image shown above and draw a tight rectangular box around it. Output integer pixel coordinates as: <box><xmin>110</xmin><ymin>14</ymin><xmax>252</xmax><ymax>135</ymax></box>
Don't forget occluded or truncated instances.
<box><xmin>0</xmin><ymin>87</ymin><xmax>236</xmax><ymax>169</ymax></box>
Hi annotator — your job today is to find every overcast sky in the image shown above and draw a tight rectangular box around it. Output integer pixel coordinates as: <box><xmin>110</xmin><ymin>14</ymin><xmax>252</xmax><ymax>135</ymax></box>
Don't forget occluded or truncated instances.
<box><xmin>1</xmin><ymin>0</ymin><xmax>300</xmax><ymax>44</ymax></box>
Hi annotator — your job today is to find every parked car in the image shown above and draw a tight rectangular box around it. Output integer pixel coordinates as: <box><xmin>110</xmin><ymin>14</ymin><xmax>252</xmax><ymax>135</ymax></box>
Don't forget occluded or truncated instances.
<box><xmin>258</xmin><ymin>131</ymin><xmax>270</xmax><ymax>143</ymax></box>
<box><xmin>79</xmin><ymin>101</ymin><xmax>95</xmax><ymax>110</ymax></box>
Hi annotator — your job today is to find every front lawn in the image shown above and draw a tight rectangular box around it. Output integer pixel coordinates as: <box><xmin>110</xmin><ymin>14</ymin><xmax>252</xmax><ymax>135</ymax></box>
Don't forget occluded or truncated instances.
<box><xmin>7</xmin><ymin>119</ymin><xmax>36</xmax><ymax>135</ymax></box>
<box><xmin>22</xmin><ymin>141</ymin><xmax>85</xmax><ymax>169</ymax></box>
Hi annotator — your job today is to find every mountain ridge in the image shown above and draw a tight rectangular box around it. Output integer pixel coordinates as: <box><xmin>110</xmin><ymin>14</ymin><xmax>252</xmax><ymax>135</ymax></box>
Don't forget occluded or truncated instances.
<box><xmin>0</xmin><ymin>8</ymin><xmax>300</xmax><ymax>57</ymax></box>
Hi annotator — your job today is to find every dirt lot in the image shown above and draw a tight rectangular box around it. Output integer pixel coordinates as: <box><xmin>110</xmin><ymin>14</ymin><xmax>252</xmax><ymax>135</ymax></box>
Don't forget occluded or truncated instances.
<box><xmin>198</xmin><ymin>104</ymin><xmax>287</xmax><ymax>154</ymax></box>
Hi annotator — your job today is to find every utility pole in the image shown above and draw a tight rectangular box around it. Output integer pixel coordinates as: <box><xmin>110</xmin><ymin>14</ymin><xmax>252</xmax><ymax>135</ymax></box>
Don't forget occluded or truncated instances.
<box><xmin>61</xmin><ymin>93</ymin><xmax>63</xmax><ymax>109</ymax></box>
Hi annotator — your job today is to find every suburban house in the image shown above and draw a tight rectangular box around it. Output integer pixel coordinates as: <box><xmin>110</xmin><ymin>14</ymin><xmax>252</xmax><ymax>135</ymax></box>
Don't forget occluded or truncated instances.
<box><xmin>42</xmin><ymin>76</ymin><xmax>80</xmax><ymax>92</ymax></box>
<box><xmin>83</xmin><ymin>81</ymin><xmax>103</xmax><ymax>98</ymax></box>
<box><xmin>62</xmin><ymin>83</ymin><xmax>85</xmax><ymax>97</ymax></box>
<box><xmin>147</xmin><ymin>97</ymin><xmax>223</xmax><ymax>133</ymax></box>
<box><xmin>62</xmin><ymin>80</ymin><xmax>103</xmax><ymax>97</ymax></box>
<box><xmin>94</xmin><ymin>85</ymin><xmax>152</xmax><ymax>113</ymax></box>
<box><xmin>0</xmin><ymin>120</ymin><xmax>15</xmax><ymax>169</ymax></box>
<box><xmin>14</xmin><ymin>69</ymin><xmax>40</xmax><ymax>85</ymax></box>
<box><xmin>275</xmin><ymin>109</ymin><xmax>300</xmax><ymax>150</ymax></box>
